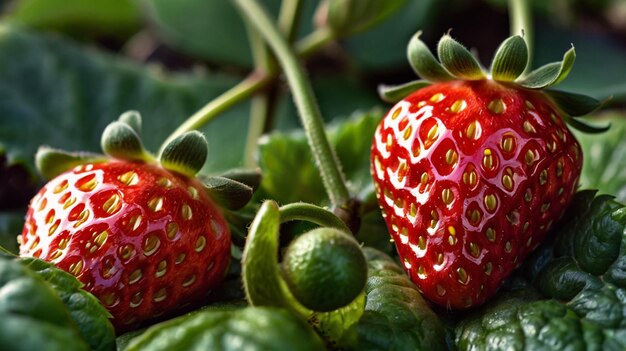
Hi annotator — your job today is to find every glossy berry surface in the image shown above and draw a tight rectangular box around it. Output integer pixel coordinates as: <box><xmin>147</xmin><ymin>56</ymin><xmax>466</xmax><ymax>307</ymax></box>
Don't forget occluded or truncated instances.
<box><xmin>20</xmin><ymin>160</ymin><xmax>231</xmax><ymax>330</ymax></box>
<box><xmin>370</xmin><ymin>80</ymin><xmax>582</xmax><ymax>309</ymax></box>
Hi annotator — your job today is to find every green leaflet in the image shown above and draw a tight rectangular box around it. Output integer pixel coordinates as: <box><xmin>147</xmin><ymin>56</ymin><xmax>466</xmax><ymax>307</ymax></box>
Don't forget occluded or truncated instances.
<box><xmin>123</xmin><ymin>307</ymin><xmax>326</xmax><ymax>351</ymax></box>
<box><xmin>0</xmin><ymin>255</ymin><xmax>89</xmax><ymax>351</ymax></box>
<box><xmin>456</xmin><ymin>191</ymin><xmax>626</xmax><ymax>350</ymax></box>
<box><xmin>19</xmin><ymin>257</ymin><xmax>115</xmax><ymax>351</ymax></box>
<box><xmin>576</xmin><ymin>113</ymin><xmax>626</xmax><ymax>203</ymax></box>
<box><xmin>326</xmin><ymin>0</ymin><xmax>408</xmax><ymax>37</ymax></box>
<box><xmin>341</xmin><ymin>248</ymin><xmax>447</xmax><ymax>351</ymax></box>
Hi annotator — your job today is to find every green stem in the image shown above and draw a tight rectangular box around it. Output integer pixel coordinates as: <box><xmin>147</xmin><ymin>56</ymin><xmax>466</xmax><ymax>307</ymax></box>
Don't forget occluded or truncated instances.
<box><xmin>233</xmin><ymin>0</ymin><xmax>351</xmax><ymax>209</ymax></box>
<box><xmin>279</xmin><ymin>0</ymin><xmax>304</xmax><ymax>43</ymax></box>
<box><xmin>161</xmin><ymin>73</ymin><xmax>271</xmax><ymax>151</ymax></box>
<box><xmin>509</xmin><ymin>0</ymin><xmax>533</xmax><ymax>72</ymax></box>
<box><xmin>296</xmin><ymin>26</ymin><xmax>335</xmax><ymax>58</ymax></box>
<box><xmin>279</xmin><ymin>202</ymin><xmax>351</xmax><ymax>233</ymax></box>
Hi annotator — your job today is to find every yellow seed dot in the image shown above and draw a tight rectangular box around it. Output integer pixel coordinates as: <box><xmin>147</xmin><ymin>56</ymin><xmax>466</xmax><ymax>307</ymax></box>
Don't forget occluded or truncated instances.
<box><xmin>58</xmin><ymin>238</ymin><xmax>69</xmax><ymax>250</ymax></box>
<box><xmin>391</xmin><ymin>107</ymin><xmax>401</xmax><ymax>120</ymax></box>
<box><xmin>466</xmin><ymin>120</ymin><xmax>480</xmax><ymax>140</ymax></box>
<box><xmin>129</xmin><ymin>269</ymin><xmax>143</xmax><ymax>284</ymax></box>
<box><xmin>486</xmin><ymin>228</ymin><xmax>496</xmax><ymax>242</ymax></box>
<box><xmin>386</xmin><ymin>134</ymin><xmax>393</xmax><ymax>151</ymax></box>
<box><xmin>144</xmin><ymin>234</ymin><xmax>160</xmax><ymax>256</ymax></box>
<box><xmin>130</xmin><ymin>293</ymin><xmax>143</xmax><ymax>308</ymax></box>
<box><xmin>409</xmin><ymin>203</ymin><xmax>417</xmax><ymax>218</ymax></box>
<box><xmin>166</xmin><ymin>222</ymin><xmax>179</xmax><ymax>240</ymax></box>
<box><xmin>484</xmin><ymin>194</ymin><xmax>498</xmax><ymax>212</ymax></box>
<box><xmin>436</xmin><ymin>253</ymin><xmax>445</xmax><ymax>266</ymax></box>
<box><xmin>102</xmin><ymin>292</ymin><xmax>118</xmax><ymax>307</ymax></box>
<box><xmin>450</xmin><ymin>99</ymin><xmax>466</xmax><ymax>113</ymax></box>
<box><xmin>188</xmin><ymin>186</ymin><xmax>199</xmax><ymax>200</ymax></box>
<box><xmin>183</xmin><ymin>275</ymin><xmax>197</xmax><ymax>287</ymax></box>
<box><xmin>53</xmin><ymin>180</ymin><xmax>68</xmax><ymax>194</ymax></box>
<box><xmin>539</xmin><ymin>169</ymin><xmax>548</xmax><ymax>185</ymax></box>
<box><xmin>420</xmin><ymin>172</ymin><xmax>429</xmax><ymax>185</ymax></box>
<box><xmin>442</xmin><ymin>188</ymin><xmax>454</xmax><ymax>205</ymax></box>
<box><xmin>403</xmin><ymin>125</ymin><xmax>413</xmax><ymax>140</ymax></box>
<box><xmin>484</xmin><ymin>262</ymin><xmax>493</xmax><ymax>276</ymax></box>
<box><xmin>541</xmin><ymin>202</ymin><xmax>551</xmax><ymax>213</ymax></box>
<box><xmin>63</xmin><ymin>196</ymin><xmax>77</xmax><ymax>210</ymax></box>
<box><xmin>175</xmin><ymin>253</ymin><xmax>186</xmax><ymax>265</ymax></box>
<box><xmin>448</xmin><ymin>226</ymin><xmax>456</xmax><ymax>236</ymax></box>
<box><xmin>48</xmin><ymin>221</ymin><xmax>60</xmax><ymax>236</ymax></box>
<box><xmin>456</xmin><ymin>267</ymin><xmax>469</xmax><ymax>285</ymax></box>
<box><xmin>148</xmin><ymin>196</ymin><xmax>164</xmax><ymax>212</ymax></box>
<box><xmin>526</xmin><ymin>236</ymin><xmax>533</xmax><ymax>247</ymax></box>
<box><xmin>394</xmin><ymin>197</ymin><xmax>404</xmax><ymax>210</ymax></box>
<box><xmin>448</xmin><ymin>235</ymin><xmax>458</xmax><ymax>245</ymax></box>
<box><xmin>507</xmin><ymin>211</ymin><xmax>519</xmax><ymax>225</ymax></box>
<box><xmin>181</xmin><ymin>204</ymin><xmax>196</xmax><ymax>222</ymax></box>
<box><xmin>525</xmin><ymin>150</ymin><xmax>535</xmax><ymax>166</ymax></box>
<box><xmin>523</xmin><ymin>221</ymin><xmax>530</xmax><ymax>232</ymax></box>
<box><xmin>412</xmin><ymin>143</ymin><xmax>421</xmax><ymax>157</ymax></box>
<box><xmin>128</xmin><ymin>214</ymin><xmax>142</xmax><ymax>231</ymax></box>
<box><xmin>417</xmin><ymin>265</ymin><xmax>427</xmax><ymax>278</ymax></box>
<box><xmin>427</xmin><ymin>124</ymin><xmax>439</xmax><ymax>142</ymax></box>
<box><xmin>93</xmin><ymin>230</ymin><xmax>108</xmax><ymax>248</ymax></box>
<box><xmin>525</xmin><ymin>100</ymin><xmax>535</xmax><ymax>110</ymax></box>
<box><xmin>523</xmin><ymin>120</ymin><xmax>536</xmax><ymax>134</ymax></box>
<box><xmin>524</xmin><ymin>189</ymin><xmax>533</xmax><ymax>202</ymax></box>
<box><xmin>550</xmin><ymin>113</ymin><xmax>558</xmax><ymax>123</ymax></box>
<box><xmin>118</xmin><ymin>171</ymin><xmax>139</xmax><ymax>186</ymax></box>
<box><xmin>103</xmin><ymin>194</ymin><xmax>122</xmax><ymax>215</ymax></box>
<box><xmin>158</xmin><ymin>177</ymin><xmax>172</xmax><ymax>188</ymax></box>
<box><xmin>547</xmin><ymin>140</ymin><xmax>557</xmax><ymax>153</ymax></box>
<box><xmin>195</xmin><ymin>236</ymin><xmax>207</xmax><ymax>252</ymax></box>
<box><xmin>397</xmin><ymin>162</ymin><xmax>408</xmax><ymax>182</ymax></box>
<box><xmin>155</xmin><ymin>260</ymin><xmax>167</xmax><ymax>278</ymax></box>
<box><xmin>504</xmin><ymin>241</ymin><xmax>512</xmax><ymax>253</ymax></box>
<box><xmin>78</xmin><ymin>175</ymin><xmax>98</xmax><ymax>192</ymax></box>
<box><xmin>463</xmin><ymin>169</ymin><xmax>478</xmax><ymax>187</ymax></box>
<box><xmin>483</xmin><ymin>149</ymin><xmax>494</xmax><ymax>170</ymax></box>
<box><xmin>403</xmin><ymin>258</ymin><xmax>412</xmax><ymax>269</ymax></box>
<box><xmin>469</xmin><ymin>242</ymin><xmax>480</xmax><ymax>258</ymax></box>
<box><xmin>436</xmin><ymin>284</ymin><xmax>446</xmax><ymax>296</ymax></box>
<box><xmin>556</xmin><ymin>161</ymin><xmax>564</xmax><ymax>177</ymax></box>
<box><xmin>445</xmin><ymin>149</ymin><xmax>458</xmax><ymax>165</ymax></box>
<box><xmin>430</xmin><ymin>93</ymin><xmax>445</xmax><ymax>102</ymax></box>
<box><xmin>469</xmin><ymin>209</ymin><xmax>481</xmax><ymax>224</ymax></box>
<box><xmin>38</xmin><ymin>197</ymin><xmax>48</xmax><ymax>211</ymax></box>
<box><xmin>49</xmin><ymin>250</ymin><xmax>63</xmax><ymax>260</ymax></box>
<box><xmin>73</xmin><ymin>209</ymin><xmax>90</xmax><ymax>228</ymax></box>
<box><xmin>501</xmin><ymin>135</ymin><xmax>515</xmax><ymax>153</ymax></box>
<box><xmin>418</xmin><ymin>236</ymin><xmax>426</xmax><ymax>250</ymax></box>
<box><xmin>502</xmin><ymin>174</ymin><xmax>514</xmax><ymax>191</ymax></box>
<box><xmin>119</xmin><ymin>244</ymin><xmax>135</xmax><ymax>261</ymax></box>
<box><xmin>69</xmin><ymin>260</ymin><xmax>84</xmax><ymax>276</ymax></box>
<box><xmin>488</xmin><ymin>99</ymin><xmax>505</xmax><ymax>114</ymax></box>
<box><xmin>153</xmin><ymin>288</ymin><xmax>167</xmax><ymax>302</ymax></box>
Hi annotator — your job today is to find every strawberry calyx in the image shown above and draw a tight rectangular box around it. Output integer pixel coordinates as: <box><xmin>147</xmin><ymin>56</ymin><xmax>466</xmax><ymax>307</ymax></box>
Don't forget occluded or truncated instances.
<box><xmin>35</xmin><ymin>110</ymin><xmax>258</xmax><ymax>211</ymax></box>
<box><xmin>379</xmin><ymin>31</ymin><xmax>608</xmax><ymax>133</ymax></box>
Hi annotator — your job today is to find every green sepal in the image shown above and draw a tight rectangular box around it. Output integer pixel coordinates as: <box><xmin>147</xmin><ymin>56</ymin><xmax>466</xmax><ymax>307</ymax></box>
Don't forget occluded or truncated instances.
<box><xmin>377</xmin><ymin>80</ymin><xmax>431</xmax><ymax>103</ymax></box>
<box><xmin>100</xmin><ymin>121</ymin><xmax>148</xmax><ymax>161</ymax></box>
<box><xmin>202</xmin><ymin>175</ymin><xmax>253</xmax><ymax>210</ymax></box>
<box><xmin>35</xmin><ymin>146</ymin><xmax>106</xmax><ymax>180</ymax></box>
<box><xmin>219</xmin><ymin>168</ymin><xmax>262</xmax><ymax>192</ymax></box>
<box><xmin>325</xmin><ymin>0</ymin><xmax>408</xmax><ymax>36</ymax></box>
<box><xmin>158</xmin><ymin>131</ymin><xmax>208</xmax><ymax>177</ymax></box>
<box><xmin>437</xmin><ymin>34</ymin><xmax>486</xmax><ymax>80</ymax></box>
<box><xmin>564</xmin><ymin>116</ymin><xmax>610</xmax><ymax>134</ymax></box>
<box><xmin>490</xmin><ymin>35</ymin><xmax>528</xmax><ymax>82</ymax></box>
<box><xmin>407</xmin><ymin>31</ymin><xmax>454</xmax><ymax>82</ymax></box>
<box><xmin>117</xmin><ymin>110</ymin><xmax>142</xmax><ymax>135</ymax></box>
<box><xmin>545</xmin><ymin>89</ymin><xmax>603</xmax><ymax>117</ymax></box>
<box><xmin>516</xmin><ymin>46</ymin><xmax>575</xmax><ymax>89</ymax></box>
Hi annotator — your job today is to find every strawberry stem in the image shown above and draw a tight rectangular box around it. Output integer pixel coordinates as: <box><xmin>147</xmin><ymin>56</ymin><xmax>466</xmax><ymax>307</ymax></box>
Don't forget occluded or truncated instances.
<box><xmin>508</xmin><ymin>0</ymin><xmax>533</xmax><ymax>73</ymax></box>
<box><xmin>233</xmin><ymin>0</ymin><xmax>352</xmax><ymax>209</ymax></box>
<box><xmin>279</xmin><ymin>202</ymin><xmax>352</xmax><ymax>234</ymax></box>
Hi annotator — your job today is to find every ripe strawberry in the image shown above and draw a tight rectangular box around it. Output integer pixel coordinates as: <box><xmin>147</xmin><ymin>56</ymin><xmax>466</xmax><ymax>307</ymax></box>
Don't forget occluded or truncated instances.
<box><xmin>371</xmin><ymin>34</ymin><xmax>603</xmax><ymax>309</ymax></box>
<box><xmin>18</xmin><ymin>112</ymin><xmax>254</xmax><ymax>331</ymax></box>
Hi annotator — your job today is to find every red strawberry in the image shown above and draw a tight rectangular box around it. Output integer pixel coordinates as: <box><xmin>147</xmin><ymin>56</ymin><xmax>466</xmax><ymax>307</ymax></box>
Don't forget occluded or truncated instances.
<box><xmin>371</xmin><ymin>34</ymin><xmax>603</xmax><ymax>309</ymax></box>
<box><xmin>19</xmin><ymin>112</ymin><xmax>254</xmax><ymax>331</ymax></box>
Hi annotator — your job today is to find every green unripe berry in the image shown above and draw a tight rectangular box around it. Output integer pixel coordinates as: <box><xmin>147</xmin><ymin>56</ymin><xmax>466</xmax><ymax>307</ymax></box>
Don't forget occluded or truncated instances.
<box><xmin>281</xmin><ymin>227</ymin><xmax>367</xmax><ymax>312</ymax></box>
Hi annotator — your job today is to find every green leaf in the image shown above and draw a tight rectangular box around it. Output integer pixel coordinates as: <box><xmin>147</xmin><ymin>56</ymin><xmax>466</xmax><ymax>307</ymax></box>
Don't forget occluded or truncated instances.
<box><xmin>490</xmin><ymin>35</ymin><xmax>528</xmax><ymax>82</ymax></box>
<box><xmin>0</xmin><ymin>255</ymin><xmax>89</xmax><ymax>351</ymax></box>
<box><xmin>436</xmin><ymin>34</ymin><xmax>486</xmax><ymax>80</ymax></box>
<box><xmin>19</xmin><ymin>258</ymin><xmax>115</xmax><ymax>351</ymax></box>
<box><xmin>406</xmin><ymin>31</ymin><xmax>454</xmax><ymax>83</ymax></box>
<box><xmin>5</xmin><ymin>0</ymin><xmax>141</xmax><ymax>39</ymax></box>
<box><xmin>457</xmin><ymin>192</ymin><xmax>626</xmax><ymax>350</ymax></box>
<box><xmin>516</xmin><ymin>46</ymin><xmax>576</xmax><ymax>89</ymax></box>
<box><xmin>378</xmin><ymin>80</ymin><xmax>431</xmax><ymax>103</ymax></box>
<box><xmin>545</xmin><ymin>89</ymin><xmax>603</xmax><ymax>117</ymax></box>
<box><xmin>564</xmin><ymin>116</ymin><xmax>610</xmax><ymax>134</ymax></box>
<box><xmin>257</xmin><ymin>109</ymin><xmax>381</xmax><ymax>206</ymax></box>
<box><xmin>123</xmin><ymin>306</ymin><xmax>326</xmax><ymax>351</ymax></box>
<box><xmin>325</xmin><ymin>0</ymin><xmax>408</xmax><ymax>36</ymax></box>
<box><xmin>341</xmin><ymin>248</ymin><xmax>447</xmax><ymax>350</ymax></box>
<box><xmin>0</xmin><ymin>25</ymin><xmax>250</xmax><ymax>177</ymax></box>
<box><xmin>575</xmin><ymin>113</ymin><xmax>626</xmax><ymax>202</ymax></box>
<box><xmin>158</xmin><ymin>131</ymin><xmax>208</xmax><ymax>176</ymax></box>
